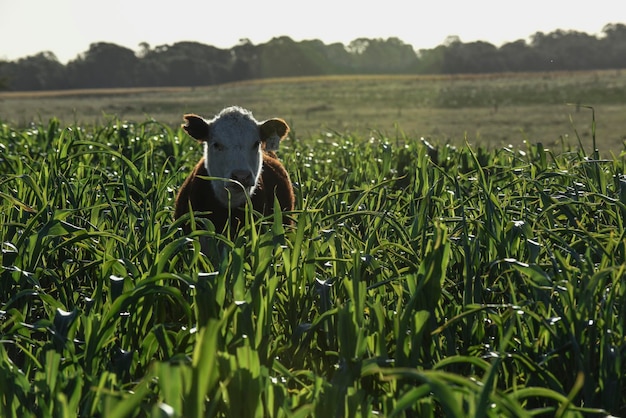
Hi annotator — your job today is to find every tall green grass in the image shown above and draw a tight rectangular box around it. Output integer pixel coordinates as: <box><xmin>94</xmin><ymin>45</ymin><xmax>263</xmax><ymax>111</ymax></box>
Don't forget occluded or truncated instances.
<box><xmin>1</xmin><ymin>117</ymin><xmax>624</xmax><ymax>417</ymax></box>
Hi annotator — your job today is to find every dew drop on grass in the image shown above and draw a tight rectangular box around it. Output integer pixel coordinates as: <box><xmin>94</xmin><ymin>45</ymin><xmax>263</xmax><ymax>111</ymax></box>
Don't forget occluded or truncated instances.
<box><xmin>56</xmin><ymin>308</ymin><xmax>73</xmax><ymax>317</ymax></box>
<box><xmin>548</xmin><ymin>316</ymin><xmax>562</xmax><ymax>325</ymax></box>
<box><xmin>157</xmin><ymin>404</ymin><xmax>175</xmax><ymax>416</ymax></box>
<box><xmin>198</xmin><ymin>272</ymin><xmax>219</xmax><ymax>279</ymax></box>
<box><xmin>1</xmin><ymin>242</ymin><xmax>17</xmax><ymax>253</ymax></box>
<box><xmin>180</xmin><ymin>326</ymin><xmax>197</xmax><ymax>334</ymax></box>
<box><xmin>315</xmin><ymin>277</ymin><xmax>331</xmax><ymax>286</ymax></box>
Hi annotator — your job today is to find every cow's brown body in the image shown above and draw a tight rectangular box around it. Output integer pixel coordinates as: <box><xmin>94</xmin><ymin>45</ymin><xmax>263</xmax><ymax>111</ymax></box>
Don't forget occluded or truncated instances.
<box><xmin>173</xmin><ymin>106</ymin><xmax>294</xmax><ymax>234</ymax></box>
<box><xmin>174</xmin><ymin>152</ymin><xmax>294</xmax><ymax>232</ymax></box>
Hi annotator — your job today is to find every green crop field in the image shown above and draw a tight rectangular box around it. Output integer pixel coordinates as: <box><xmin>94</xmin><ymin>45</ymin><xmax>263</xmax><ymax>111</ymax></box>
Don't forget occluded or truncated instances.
<box><xmin>1</xmin><ymin>73</ymin><xmax>626</xmax><ymax>416</ymax></box>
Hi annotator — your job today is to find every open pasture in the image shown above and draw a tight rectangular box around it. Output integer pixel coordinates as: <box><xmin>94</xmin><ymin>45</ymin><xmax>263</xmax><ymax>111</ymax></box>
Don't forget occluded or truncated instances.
<box><xmin>1</xmin><ymin>70</ymin><xmax>625</xmax><ymax>153</ymax></box>
<box><xmin>1</xmin><ymin>109</ymin><xmax>626</xmax><ymax>415</ymax></box>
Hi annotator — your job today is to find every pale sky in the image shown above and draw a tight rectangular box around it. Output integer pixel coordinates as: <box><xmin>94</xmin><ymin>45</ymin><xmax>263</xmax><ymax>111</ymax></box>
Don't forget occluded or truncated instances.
<box><xmin>1</xmin><ymin>0</ymin><xmax>624</xmax><ymax>63</ymax></box>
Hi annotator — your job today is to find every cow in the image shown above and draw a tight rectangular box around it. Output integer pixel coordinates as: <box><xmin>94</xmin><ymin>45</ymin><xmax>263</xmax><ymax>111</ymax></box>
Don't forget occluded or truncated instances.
<box><xmin>174</xmin><ymin>106</ymin><xmax>294</xmax><ymax>235</ymax></box>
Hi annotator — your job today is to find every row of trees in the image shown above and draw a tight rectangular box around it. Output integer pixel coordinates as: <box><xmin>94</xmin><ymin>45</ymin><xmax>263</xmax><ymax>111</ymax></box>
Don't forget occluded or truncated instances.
<box><xmin>1</xmin><ymin>23</ymin><xmax>625</xmax><ymax>91</ymax></box>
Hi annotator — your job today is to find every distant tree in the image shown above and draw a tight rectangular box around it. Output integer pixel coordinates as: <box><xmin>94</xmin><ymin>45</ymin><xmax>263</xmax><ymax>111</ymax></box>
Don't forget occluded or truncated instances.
<box><xmin>442</xmin><ymin>40</ymin><xmax>502</xmax><ymax>73</ymax></box>
<box><xmin>602</xmin><ymin>23</ymin><xmax>626</xmax><ymax>68</ymax></box>
<box><xmin>137</xmin><ymin>42</ymin><xmax>151</xmax><ymax>59</ymax></box>
<box><xmin>300</xmin><ymin>39</ymin><xmax>348</xmax><ymax>74</ymax></box>
<box><xmin>3</xmin><ymin>23</ymin><xmax>626</xmax><ymax>90</ymax></box>
<box><xmin>323</xmin><ymin>42</ymin><xmax>354</xmax><ymax>72</ymax></box>
<box><xmin>0</xmin><ymin>52</ymin><xmax>67</xmax><ymax>90</ymax></box>
<box><xmin>557</xmin><ymin>31</ymin><xmax>603</xmax><ymax>70</ymax></box>
<box><xmin>139</xmin><ymin>41</ymin><xmax>233</xmax><ymax>86</ymax></box>
<box><xmin>232</xmin><ymin>38</ymin><xmax>260</xmax><ymax>80</ymax></box>
<box><xmin>0</xmin><ymin>61</ymin><xmax>7</xmax><ymax>90</ymax></box>
<box><xmin>347</xmin><ymin>38</ymin><xmax>370</xmax><ymax>55</ymax></box>
<box><xmin>135</xmin><ymin>43</ymin><xmax>170</xmax><ymax>86</ymax></box>
<box><xmin>415</xmin><ymin>45</ymin><xmax>447</xmax><ymax>74</ymax></box>
<box><xmin>529</xmin><ymin>30</ymin><xmax>602</xmax><ymax>70</ymax></box>
<box><xmin>415</xmin><ymin>36</ymin><xmax>460</xmax><ymax>74</ymax></box>
<box><xmin>498</xmin><ymin>40</ymin><xmax>534</xmax><ymax>71</ymax></box>
<box><xmin>526</xmin><ymin>32</ymin><xmax>555</xmax><ymax>70</ymax></box>
<box><xmin>348</xmin><ymin>37</ymin><xmax>419</xmax><ymax>73</ymax></box>
<box><xmin>67</xmin><ymin>42</ymin><xmax>139</xmax><ymax>88</ymax></box>
<box><xmin>257</xmin><ymin>36</ymin><xmax>329</xmax><ymax>78</ymax></box>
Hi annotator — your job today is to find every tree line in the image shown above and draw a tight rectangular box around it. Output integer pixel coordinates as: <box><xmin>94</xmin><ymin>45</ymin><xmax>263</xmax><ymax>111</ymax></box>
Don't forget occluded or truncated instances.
<box><xmin>1</xmin><ymin>23</ymin><xmax>625</xmax><ymax>91</ymax></box>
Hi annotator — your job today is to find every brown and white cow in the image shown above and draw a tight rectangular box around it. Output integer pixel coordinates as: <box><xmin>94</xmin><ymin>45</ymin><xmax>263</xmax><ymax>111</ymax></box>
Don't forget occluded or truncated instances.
<box><xmin>174</xmin><ymin>106</ymin><xmax>294</xmax><ymax>233</ymax></box>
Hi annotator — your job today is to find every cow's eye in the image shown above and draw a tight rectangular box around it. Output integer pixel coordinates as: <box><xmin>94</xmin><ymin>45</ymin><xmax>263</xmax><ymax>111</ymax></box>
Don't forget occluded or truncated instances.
<box><xmin>253</xmin><ymin>140</ymin><xmax>261</xmax><ymax>149</ymax></box>
<box><xmin>211</xmin><ymin>142</ymin><xmax>224</xmax><ymax>151</ymax></box>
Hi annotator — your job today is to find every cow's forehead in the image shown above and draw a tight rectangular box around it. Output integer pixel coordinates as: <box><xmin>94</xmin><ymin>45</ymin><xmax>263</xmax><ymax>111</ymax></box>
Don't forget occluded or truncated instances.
<box><xmin>210</xmin><ymin>109</ymin><xmax>259</xmax><ymax>143</ymax></box>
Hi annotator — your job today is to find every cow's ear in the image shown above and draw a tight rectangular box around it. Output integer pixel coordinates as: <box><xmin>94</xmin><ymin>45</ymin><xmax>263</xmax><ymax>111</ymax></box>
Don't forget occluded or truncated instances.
<box><xmin>259</xmin><ymin>118</ymin><xmax>290</xmax><ymax>151</ymax></box>
<box><xmin>182</xmin><ymin>114</ymin><xmax>210</xmax><ymax>141</ymax></box>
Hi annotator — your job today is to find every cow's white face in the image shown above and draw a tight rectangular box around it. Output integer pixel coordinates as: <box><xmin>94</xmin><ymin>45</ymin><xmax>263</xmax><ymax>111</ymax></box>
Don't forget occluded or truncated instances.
<box><xmin>182</xmin><ymin>106</ymin><xmax>289</xmax><ymax>208</ymax></box>
<box><xmin>204</xmin><ymin>112</ymin><xmax>263</xmax><ymax>207</ymax></box>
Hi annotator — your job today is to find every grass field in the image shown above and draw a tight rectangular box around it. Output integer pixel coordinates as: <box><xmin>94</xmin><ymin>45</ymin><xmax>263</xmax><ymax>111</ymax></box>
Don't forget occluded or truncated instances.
<box><xmin>0</xmin><ymin>72</ymin><xmax>626</xmax><ymax>417</ymax></box>
<box><xmin>1</xmin><ymin>71</ymin><xmax>625</xmax><ymax>152</ymax></box>
<box><xmin>2</xmin><ymin>107</ymin><xmax>626</xmax><ymax>416</ymax></box>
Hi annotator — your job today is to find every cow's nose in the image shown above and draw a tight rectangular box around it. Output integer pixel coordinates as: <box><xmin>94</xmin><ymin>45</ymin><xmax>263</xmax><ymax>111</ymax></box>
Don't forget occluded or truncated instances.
<box><xmin>231</xmin><ymin>170</ymin><xmax>254</xmax><ymax>188</ymax></box>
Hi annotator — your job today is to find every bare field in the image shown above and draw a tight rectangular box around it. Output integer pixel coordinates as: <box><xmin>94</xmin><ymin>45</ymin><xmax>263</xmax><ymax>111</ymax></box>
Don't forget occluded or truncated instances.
<box><xmin>1</xmin><ymin>71</ymin><xmax>625</xmax><ymax>152</ymax></box>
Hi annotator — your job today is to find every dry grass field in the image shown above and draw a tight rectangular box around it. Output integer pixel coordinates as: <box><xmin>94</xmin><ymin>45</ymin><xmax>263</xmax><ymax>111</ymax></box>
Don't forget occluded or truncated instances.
<box><xmin>1</xmin><ymin>71</ymin><xmax>625</xmax><ymax>152</ymax></box>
